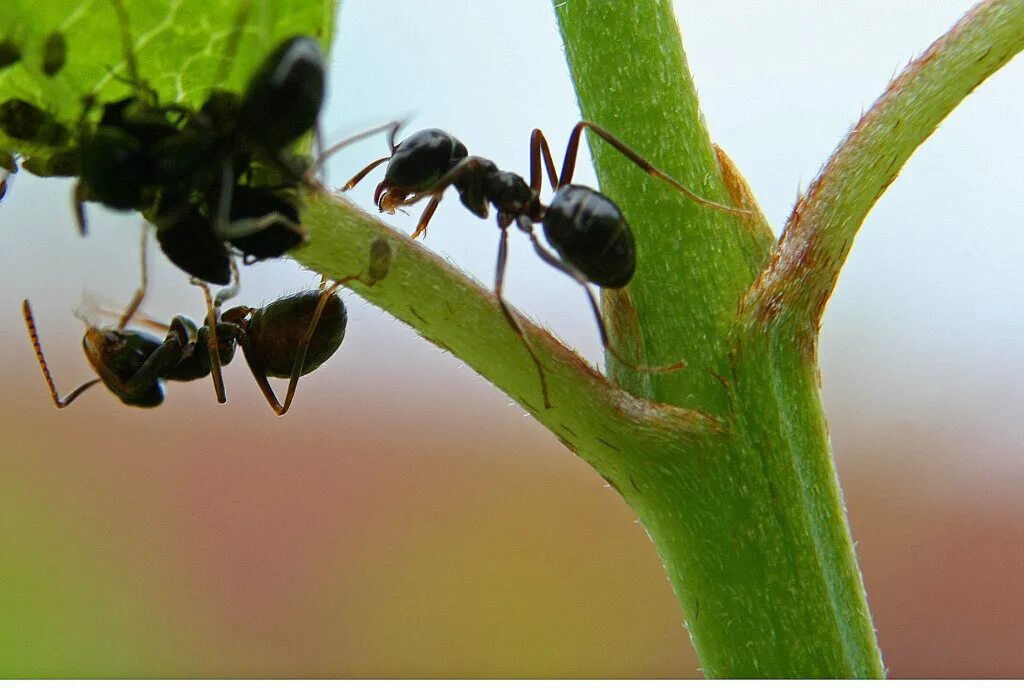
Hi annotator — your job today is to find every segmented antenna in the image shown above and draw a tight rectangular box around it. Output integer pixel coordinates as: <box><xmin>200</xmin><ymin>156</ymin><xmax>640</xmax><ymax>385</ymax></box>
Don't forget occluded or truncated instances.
<box><xmin>22</xmin><ymin>300</ymin><xmax>100</xmax><ymax>408</ymax></box>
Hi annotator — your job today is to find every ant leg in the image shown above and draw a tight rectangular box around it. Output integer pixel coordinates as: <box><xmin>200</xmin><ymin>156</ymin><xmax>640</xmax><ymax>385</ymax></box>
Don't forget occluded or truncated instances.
<box><xmin>559</xmin><ymin>121</ymin><xmax>749</xmax><ymax>217</ymax></box>
<box><xmin>212</xmin><ymin>160</ymin><xmax>306</xmax><ymax>241</ymax></box>
<box><xmin>242</xmin><ymin>242</ymin><xmax>384</xmax><ymax>415</ymax></box>
<box><xmin>214</xmin><ymin>257</ymin><xmax>241</xmax><ymax>307</ymax></box>
<box><xmin>411</xmin><ymin>195</ymin><xmax>442</xmax><ymax>240</ymax></box>
<box><xmin>495</xmin><ymin>227</ymin><xmax>552</xmax><ymax>409</ymax></box>
<box><xmin>191</xmin><ymin>280</ymin><xmax>227</xmax><ymax>404</ymax></box>
<box><xmin>118</xmin><ymin>228</ymin><xmax>149</xmax><ymax>329</ymax></box>
<box><xmin>73</xmin><ymin>181</ymin><xmax>87</xmax><ymax>235</ymax></box>
<box><xmin>317</xmin><ymin>119</ymin><xmax>405</xmax><ymax>175</ymax></box>
<box><xmin>525</xmin><ymin>231</ymin><xmax>686</xmax><ymax>374</ymax></box>
<box><xmin>528</xmin><ymin>129</ymin><xmax>560</xmax><ymax>194</ymax></box>
<box><xmin>109</xmin><ymin>0</ymin><xmax>142</xmax><ymax>89</ymax></box>
<box><xmin>275</xmin><ymin>282</ymin><xmax>346</xmax><ymax>415</ymax></box>
<box><xmin>22</xmin><ymin>300</ymin><xmax>101</xmax><ymax>408</ymax></box>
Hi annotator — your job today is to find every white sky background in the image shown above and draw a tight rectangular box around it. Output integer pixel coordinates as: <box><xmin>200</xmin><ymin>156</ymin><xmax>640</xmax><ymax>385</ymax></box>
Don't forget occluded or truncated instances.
<box><xmin>0</xmin><ymin>1</ymin><xmax>1020</xmax><ymax>488</ymax></box>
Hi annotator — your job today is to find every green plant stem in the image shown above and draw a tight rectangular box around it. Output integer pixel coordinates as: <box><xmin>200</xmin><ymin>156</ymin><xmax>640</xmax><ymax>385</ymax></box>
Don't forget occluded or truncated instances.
<box><xmin>553</xmin><ymin>0</ymin><xmax>885</xmax><ymax>677</ymax></box>
<box><xmin>747</xmin><ymin>0</ymin><xmax>1024</xmax><ymax>334</ymax></box>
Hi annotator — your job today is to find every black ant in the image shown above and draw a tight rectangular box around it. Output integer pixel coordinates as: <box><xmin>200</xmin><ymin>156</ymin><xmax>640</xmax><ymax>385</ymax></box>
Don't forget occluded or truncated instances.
<box><xmin>72</xmin><ymin>0</ymin><xmax>326</xmax><ymax>278</ymax></box>
<box><xmin>344</xmin><ymin>121</ymin><xmax>749</xmax><ymax>408</ymax></box>
<box><xmin>22</xmin><ymin>238</ymin><xmax>391</xmax><ymax>415</ymax></box>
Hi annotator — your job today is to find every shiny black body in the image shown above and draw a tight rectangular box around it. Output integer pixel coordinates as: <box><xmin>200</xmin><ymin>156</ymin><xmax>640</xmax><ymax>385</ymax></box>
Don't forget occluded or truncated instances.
<box><xmin>381</xmin><ymin>128</ymin><xmax>467</xmax><ymax>190</ymax></box>
<box><xmin>372</xmin><ymin>128</ymin><xmax>635</xmax><ymax>287</ymax></box>
<box><xmin>226</xmin><ymin>290</ymin><xmax>346</xmax><ymax>379</ymax></box>
<box><xmin>542</xmin><ymin>185</ymin><xmax>635</xmax><ymax>288</ymax></box>
<box><xmin>237</xmin><ymin>36</ymin><xmax>325</xmax><ymax>150</ymax></box>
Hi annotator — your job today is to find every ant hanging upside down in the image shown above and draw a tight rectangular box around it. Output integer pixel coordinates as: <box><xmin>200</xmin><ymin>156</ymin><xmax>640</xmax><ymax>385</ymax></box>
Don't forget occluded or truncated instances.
<box><xmin>22</xmin><ymin>238</ymin><xmax>392</xmax><ymax>415</ymax></box>
<box><xmin>344</xmin><ymin>121</ymin><xmax>750</xmax><ymax>408</ymax></box>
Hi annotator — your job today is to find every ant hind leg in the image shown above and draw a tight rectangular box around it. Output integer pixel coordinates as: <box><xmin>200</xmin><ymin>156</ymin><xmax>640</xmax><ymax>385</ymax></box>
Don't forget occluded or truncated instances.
<box><xmin>525</xmin><ymin>231</ymin><xmax>686</xmax><ymax>375</ymax></box>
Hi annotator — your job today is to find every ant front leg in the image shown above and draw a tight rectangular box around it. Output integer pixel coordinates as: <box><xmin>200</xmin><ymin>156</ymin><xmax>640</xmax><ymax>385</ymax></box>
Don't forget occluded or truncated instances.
<box><xmin>212</xmin><ymin>160</ymin><xmax>307</xmax><ymax>242</ymax></box>
<box><xmin>401</xmin><ymin>157</ymin><xmax>493</xmax><ymax>239</ymax></box>
<box><xmin>22</xmin><ymin>300</ymin><xmax>101</xmax><ymax>408</ymax></box>
<box><xmin>558</xmin><ymin>121</ymin><xmax>749</xmax><ymax>217</ymax></box>
<box><xmin>494</xmin><ymin>227</ymin><xmax>551</xmax><ymax>409</ymax></box>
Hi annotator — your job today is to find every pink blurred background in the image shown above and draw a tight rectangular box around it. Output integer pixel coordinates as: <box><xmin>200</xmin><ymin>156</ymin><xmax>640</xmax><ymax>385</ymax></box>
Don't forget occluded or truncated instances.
<box><xmin>0</xmin><ymin>0</ymin><xmax>1021</xmax><ymax>678</ymax></box>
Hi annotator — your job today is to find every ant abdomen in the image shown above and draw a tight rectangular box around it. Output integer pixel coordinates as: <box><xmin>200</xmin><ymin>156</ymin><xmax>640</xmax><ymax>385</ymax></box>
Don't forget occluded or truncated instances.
<box><xmin>227</xmin><ymin>186</ymin><xmax>304</xmax><ymax>260</ymax></box>
<box><xmin>154</xmin><ymin>203</ymin><xmax>233</xmax><ymax>285</ymax></box>
<box><xmin>239</xmin><ymin>36</ymin><xmax>325</xmax><ymax>150</ymax></box>
<box><xmin>542</xmin><ymin>184</ymin><xmax>636</xmax><ymax>288</ymax></box>
<box><xmin>241</xmin><ymin>291</ymin><xmax>347</xmax><ymax>378</ymax></box>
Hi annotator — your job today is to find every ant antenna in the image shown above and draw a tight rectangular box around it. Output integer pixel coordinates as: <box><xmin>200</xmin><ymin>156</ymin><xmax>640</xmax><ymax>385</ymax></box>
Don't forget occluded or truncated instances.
<box><xmin>22</xmin><ymin>300</ymin><xmax>101</xmax><ymax>408</ymax></box>
<box><xmin>191</xmin><ymin>280</ymin><xmax>227</xmax><ymax>404</ymax></box>
<box><xmin>314</xmin><ymin>119</ymin><xmax>407</xmax><ymax>180</ymax></box>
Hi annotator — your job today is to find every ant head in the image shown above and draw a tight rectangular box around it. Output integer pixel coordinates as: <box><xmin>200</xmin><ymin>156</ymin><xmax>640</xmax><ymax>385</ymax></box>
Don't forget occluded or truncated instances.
<box><xmin>82</xmin><ymin>326</ymin><xmax>167</xmax><ymax>407</ymax></box>
<box><xmin>383</xmin><ymin>128</ymin><xmax>467</xmax><ymax>191</ymax></box>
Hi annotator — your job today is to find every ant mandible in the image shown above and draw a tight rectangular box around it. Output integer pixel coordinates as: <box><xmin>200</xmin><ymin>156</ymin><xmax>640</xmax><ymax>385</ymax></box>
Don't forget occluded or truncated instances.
<box><xmin>344</xmin><ymin>121</ymin><xmax>749</xmax><ymax>408</ymax></box>
<box><xmin>22</xmin><ymin>238</ymin><xmax>392</xmax><ymax>415</ymax></box>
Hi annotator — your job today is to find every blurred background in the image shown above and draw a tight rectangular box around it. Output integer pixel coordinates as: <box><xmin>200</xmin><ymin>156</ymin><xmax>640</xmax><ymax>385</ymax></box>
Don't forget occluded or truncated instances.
<box><xmin>0</xmin><ymin>0</ymin><xmax>1021</xmax><ymax>679</ymax></box>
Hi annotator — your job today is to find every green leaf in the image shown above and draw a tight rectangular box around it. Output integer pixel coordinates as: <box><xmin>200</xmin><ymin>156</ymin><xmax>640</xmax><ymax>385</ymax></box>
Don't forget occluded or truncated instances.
<box><xmin>0</xmin><ymin>0</ymin><xmax>336</xmax><ymax>160</ymax></box>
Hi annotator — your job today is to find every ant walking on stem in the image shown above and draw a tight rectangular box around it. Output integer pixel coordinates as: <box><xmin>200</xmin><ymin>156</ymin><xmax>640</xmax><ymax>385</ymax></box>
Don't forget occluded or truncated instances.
<box><xmin>345</xmin><ymin>121</ymin><xmax>749</xmax><ymax>408</ymax></box>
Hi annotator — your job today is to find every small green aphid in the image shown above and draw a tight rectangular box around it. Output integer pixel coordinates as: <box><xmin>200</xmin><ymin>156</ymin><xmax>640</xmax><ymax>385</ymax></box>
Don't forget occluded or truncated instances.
<box><xmin>41</xmin><ymin>32</ymin><xmax>66</xmax><ymax>77</ymax></box>
<box><xmin>0</xmin><ymin>99</ymin><xmax>70</xmax><ymax>145</ymax></box>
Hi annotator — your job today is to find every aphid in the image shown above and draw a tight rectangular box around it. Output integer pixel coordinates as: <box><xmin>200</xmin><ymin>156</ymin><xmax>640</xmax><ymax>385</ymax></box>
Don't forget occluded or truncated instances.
<box><xmin>236</xmin><ymin>36</ymin><xmax>325</xmax><ymax>154</ymax></box>
<box><xmin>20</xmin><ymin>147</ymin><xmax>78</xmax><ymax>177</ymax></box>
<box><xmin>41</xmin><ymin>31</ymin><xmax>67</xmax><ymax>77</ymax></box>
<box><xmin>0</xmin><ymin>99</ymin><xmax>70</xmax><ymax>145</ymax></box>
<box><xmin>0</xmin><ymin>38</ymin><xmax>21</xmax><ymax>70</ymax></box>
<box><xmin>346</xmin><ymin>122</ymin><xmax>748</xmax><ymax>407</ymax></box>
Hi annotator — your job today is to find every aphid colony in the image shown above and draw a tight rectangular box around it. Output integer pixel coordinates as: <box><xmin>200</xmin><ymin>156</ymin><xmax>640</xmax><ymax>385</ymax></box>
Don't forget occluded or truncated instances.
<box><xmin>3</xmin><ymin>8</ymin><xmax>393</xmax><ymax>415</ymax></box>
<box><xmin>3</xmin><ymin>4</ymin><xmax>749</xmax><ymax>414</ymax></box>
